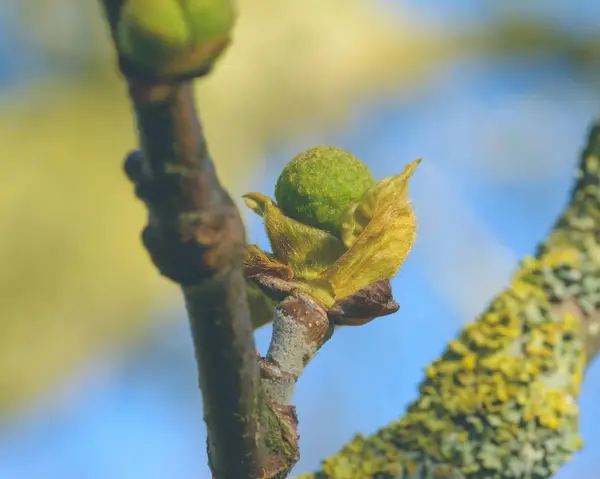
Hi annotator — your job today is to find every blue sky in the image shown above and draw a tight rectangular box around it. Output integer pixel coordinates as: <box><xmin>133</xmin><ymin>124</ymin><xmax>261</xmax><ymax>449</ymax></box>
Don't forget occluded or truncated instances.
<box><xmin>2</xmin><ymin>3</ymin><xmax>600</xmax><ymax>479</ymax></box>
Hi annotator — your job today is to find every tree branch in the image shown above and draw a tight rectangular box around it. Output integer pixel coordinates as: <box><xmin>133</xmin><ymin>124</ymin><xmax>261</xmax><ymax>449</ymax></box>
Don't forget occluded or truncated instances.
<box><xmin>260</xmin><ymin>293</ymin><xmax>333</xmax><ymax>405</ymax></box>
<box><xmin>301</xmin><ymin>123</ymin><xmax>600</xmax><ymax>479</ymax></box>
<box><xmin>544</xmin><ymin>122</ymin><xmax>600</xmax><ymax>365</ymax></box>
<box><xmin>98</xmin><ymin>2</ymin><xmax>285</xmax><ymax>478</ymax></box>
<box><xmin>124</xmin><ymin>76</ymin><xmax>269</xmax><ymax>479</ymax></box>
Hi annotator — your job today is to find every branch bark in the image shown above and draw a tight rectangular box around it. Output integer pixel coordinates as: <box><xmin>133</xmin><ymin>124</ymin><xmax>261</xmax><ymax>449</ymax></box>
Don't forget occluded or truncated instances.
<box><xmin>124</xmin><ymin>76</ymin><xmax>269</xmax><ymax>478</ymax></box>
<box><xmin>301</xmin><ymin>122</ymin><xmax>600</xmax><ymax>479</ymax></box>
<box><xmin>98</xmin><ymin>2</ymin><xmax>292</xmax><ymax>478</ymax></box>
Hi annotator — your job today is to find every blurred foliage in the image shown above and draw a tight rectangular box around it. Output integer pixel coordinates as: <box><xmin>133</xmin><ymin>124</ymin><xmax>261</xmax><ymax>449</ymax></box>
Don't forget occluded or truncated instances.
<box><xmin>469</xmin><ymin>17</ymin><xmax>600</xmax><ymax>75</ymax></box>
<box><xmin>2</xmin><ymin>0</ymin><xmax>600</xmax><ymax>414</ymax></box>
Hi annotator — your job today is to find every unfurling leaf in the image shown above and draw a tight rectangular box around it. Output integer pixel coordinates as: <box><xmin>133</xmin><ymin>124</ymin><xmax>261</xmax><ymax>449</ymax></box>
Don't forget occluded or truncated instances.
<box><xmin>323</xmin><ymin>159</ymin><xmax>420</xmax><ymax>298</ymax></box>
<box><xmin>339</xmin><ymin>158</ymin><xmax>421</xmax><ymax>249</ymax></box>
<box><xmin>242</xmin><ymin>192</ymin><xmax>271</xmax><ymax>217</ymax></box>
<box><xmin>242</xmin><ymin>148</ymin><xmax>420</xmax><ymax>328</ymax></box>
<box><xmin>244</xmin><ymin>244</ymin><xmax>294</xmax><ymax>279</ymax></box>
<box><xmin>262</xmin><ymin>199</ymin><xmax>346</xmax><ymax>279</ymax></box>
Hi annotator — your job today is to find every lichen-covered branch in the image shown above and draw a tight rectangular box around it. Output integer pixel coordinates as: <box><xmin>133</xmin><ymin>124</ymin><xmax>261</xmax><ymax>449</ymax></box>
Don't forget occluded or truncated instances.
<box><xmin>544</xmin><ymin>123</ymin><xmax>600</xmax><ymax>364</ymax></box>
<box><xmin>300</xmin><ymin>124</ymin><xmax>600</xmax><ymax>479</ymax></box>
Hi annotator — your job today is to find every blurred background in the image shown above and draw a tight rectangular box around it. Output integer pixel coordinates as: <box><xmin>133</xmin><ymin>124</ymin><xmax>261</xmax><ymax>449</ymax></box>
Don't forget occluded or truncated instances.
<box><xmin>1</xmin><ymin>1</ymin><xmax>600</xmax><ymax>478</ymax></box>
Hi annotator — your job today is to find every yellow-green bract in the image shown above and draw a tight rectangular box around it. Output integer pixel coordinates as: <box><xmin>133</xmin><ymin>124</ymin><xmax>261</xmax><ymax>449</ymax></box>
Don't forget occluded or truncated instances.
<box><xmin>116</xmin><ymin>0</ymin><xmax>237</xmax><ymax>77</ymax></box>
<box><xmin>243</xmin><ymin>146</ymin><xmax>420</xmax><ymax>328</ymax></box>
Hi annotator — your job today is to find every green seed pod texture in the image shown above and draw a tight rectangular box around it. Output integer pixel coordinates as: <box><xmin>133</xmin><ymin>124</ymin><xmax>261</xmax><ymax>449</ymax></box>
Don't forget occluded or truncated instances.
<box><xmin>117</xmin><ymin>0</ymin><xmax>236</xmax><ymax>76</ymax></box>
<box><xmin>275</xmin><ymin>146</ymin><xmax>376</xmax><ymax>237</ymax></box>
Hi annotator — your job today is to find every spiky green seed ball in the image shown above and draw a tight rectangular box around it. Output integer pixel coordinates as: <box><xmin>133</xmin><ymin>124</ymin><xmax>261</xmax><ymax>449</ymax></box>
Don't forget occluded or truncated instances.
<box><xmin>117</xmin><ymin>0</ymin><xmax>236</xmax><ymax>77</ymax></box>
<box><xmin>275</xmin><ymin>146</ymin><xmax>376</xmax><ymax>237</ymax></box>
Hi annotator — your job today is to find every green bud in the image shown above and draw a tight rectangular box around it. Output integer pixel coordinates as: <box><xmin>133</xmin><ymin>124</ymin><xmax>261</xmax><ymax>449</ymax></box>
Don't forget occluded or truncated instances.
<box><xmin>274</xmin><ymin>146</ymin><xmax>376</xmax><ymax>237</ymax></box>
<box><xmin>116</xmin><ymin>0</ymin><xmax>236</xmax><ymax>78</ymax></box>
<box><xmin>244</xmin><ymin>150</ymin><xmax>420</xmax><ymax>328</ymax></box>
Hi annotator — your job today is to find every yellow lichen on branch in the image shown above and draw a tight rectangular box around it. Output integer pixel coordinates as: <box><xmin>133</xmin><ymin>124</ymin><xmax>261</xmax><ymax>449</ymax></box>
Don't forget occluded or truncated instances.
<box><xmin>301</xmin><ymin>122</ymin><xmax>600</xmax><ymax>479</ymax></box>
<box><xmin>301</xmin><ymin>250</ymin><xmax>585</xmax><ymax>479</ymax></box>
